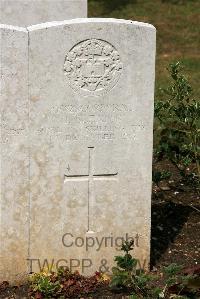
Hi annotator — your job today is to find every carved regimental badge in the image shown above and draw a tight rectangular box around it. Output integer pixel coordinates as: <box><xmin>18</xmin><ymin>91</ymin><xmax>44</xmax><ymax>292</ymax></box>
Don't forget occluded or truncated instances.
<box><xmin>64</xmin><ymin>39</ymin><xmax>123</xmax><ymax>96</ymax></box>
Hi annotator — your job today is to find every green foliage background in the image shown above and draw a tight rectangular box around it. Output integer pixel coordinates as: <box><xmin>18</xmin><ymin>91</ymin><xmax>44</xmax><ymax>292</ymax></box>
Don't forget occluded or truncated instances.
<box><xmin>88</xmin><ymin>0</ymin><xmax>200</xmax><ymax>97</ymax></box>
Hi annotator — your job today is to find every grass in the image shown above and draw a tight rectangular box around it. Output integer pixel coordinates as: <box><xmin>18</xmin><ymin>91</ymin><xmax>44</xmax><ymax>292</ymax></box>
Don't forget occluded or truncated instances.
<box><xmin>88</xmin><ymin>0</ymin><xmax>200</xmax><ymax>98</ymax></box>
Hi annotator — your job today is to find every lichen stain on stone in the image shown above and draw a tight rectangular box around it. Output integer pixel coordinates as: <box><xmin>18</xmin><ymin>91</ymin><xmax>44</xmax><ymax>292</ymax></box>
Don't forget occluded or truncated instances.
<box><xmin>30</xmin><ymin>95</ymin><xmax>40</xmax><ymax>102</ymax></box>
<box><xmin>47</xmin><ymin>175</ymin><xmax>62</xmax><ymax>193</ymax></box>
<box><xmin>4</xmin><ymin>189</ymin><xmax>15</xmax><ymax>201</ymax></box>
<box><xmin>50</xmin><ymin>195</ymin><xmax>61</xmax><ymax>204</ymax></box>
<box><xmin>71</xmin><ymin>151</ymin><xmax>81</xmax><ymax>162</ymax></box>
<box><xmin>17</xmin><ymin>160</ymin><xmax>28</xmax><ymax>176</ymax></box>
<box><xmin>66</xmin><ymin>197</ymin><xmax>86</xmax><ymax>208</ymax></box>
<box><xmin>34</xmin><ymin>150</ymin><xmax>47</xmax><ymax>165</ymax></box>
<box><xmin>31</xmin><ymin>149</ymin><xmax>48</xmax><ymax>189</ymax></box>
<box><xmin>13</xmin><ymin>211</ymin><xmax>21</xmax><ymax>221</ymax></box>
<box><xmin>96</xmin><ymin>195</ymin><xmax>114</xmax><ymax>204</ymax></box>
<box><xmin>0</xmin><ymin>247</ymin><xmax>28</xmax><ymax>283</ymax></box>
<box><xmin>49</xmin><ymin>206</ymin><xmax>62</xmax><ymax>219</ymax></box>
<box><xmin>31</xmin><ymin>184</ymin><xmax>42</xmax><ymax>200</ymax></box>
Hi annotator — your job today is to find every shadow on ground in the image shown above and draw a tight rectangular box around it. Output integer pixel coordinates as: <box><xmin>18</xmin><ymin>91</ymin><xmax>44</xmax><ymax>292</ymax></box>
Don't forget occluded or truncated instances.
<box><xmin>90</xmin><ymin>0</ymin><xmax>136</xmax><ymax>12</ymax></box>
<box><xmin>151</xmin><ymin>201</ymin><xmax>192</xmax><ymax>267</ymax></box>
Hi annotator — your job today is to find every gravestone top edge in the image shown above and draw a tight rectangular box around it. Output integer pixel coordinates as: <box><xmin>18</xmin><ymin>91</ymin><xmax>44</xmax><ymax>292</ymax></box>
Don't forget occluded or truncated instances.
<box><xmin>27</xmin><ymin>18</ymin><xmax>156</xmax><ymax>32</ymax></box>
<box><xmin>0</xmin><ymin>0</ymin><xmax>88</xmax><ymax>27</ymax></box>
<box><xmin>0</xmin><ymin>23</ymin><xmax>27</xmax><ymax>31</ymax></box>
<box><xmin>0</xmin><ymin>0</ymin><xmax>87</xmax><ymax>2</ymax></box>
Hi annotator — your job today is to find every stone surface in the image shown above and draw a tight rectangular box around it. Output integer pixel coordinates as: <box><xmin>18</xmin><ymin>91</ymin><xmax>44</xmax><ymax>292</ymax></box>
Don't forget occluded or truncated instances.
<box><xmin>27</xmin><ymin>19</ymin><xmax>156</xmax><ymax>275</ymax></box>
<box><xmin>0</xmin><ymin>19</ymin><xmax>156</xmax><ymax>282</ymax></box>
<box><xmin>0</xmin><ymin>0</ymin><xmax>87</xmax><ymax>27</ymax></box>
<box><xmin>0</xmin><ymin>24</ymin><xmax>29</xmax><ymax>282</ymax></box>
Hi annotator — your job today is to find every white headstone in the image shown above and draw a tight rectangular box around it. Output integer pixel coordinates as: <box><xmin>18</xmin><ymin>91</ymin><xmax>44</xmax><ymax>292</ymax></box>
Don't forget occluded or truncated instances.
<box><xmin>27</xmin><ymin>19</ymin><xmax>156</xmax><ymax>276</ymax></box>
<box><xmin>0</xmin><ymin>18</ymin><xmax>156</xmax><ymax>282</ymax></box>
<box><xmin>0</xmin><ymin>0</ymin><xmax>87</xmax><ymax>27</ymax></box>
<box><xmin>0</xmin><ymin>24</ymin><xmax>29</xmax><ymax>282</ymax></box>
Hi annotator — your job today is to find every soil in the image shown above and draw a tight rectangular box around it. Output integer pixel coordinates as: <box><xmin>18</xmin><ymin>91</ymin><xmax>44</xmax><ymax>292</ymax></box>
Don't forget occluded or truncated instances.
<box><xmin>151</xmin><ymin>159</ymin><xmax>200</xmax><ymax>270</ymax></box>
<box><xmin>0</xmin><ymin>159</ymin><xmax>199</xmax><ymax>298</ymax></box>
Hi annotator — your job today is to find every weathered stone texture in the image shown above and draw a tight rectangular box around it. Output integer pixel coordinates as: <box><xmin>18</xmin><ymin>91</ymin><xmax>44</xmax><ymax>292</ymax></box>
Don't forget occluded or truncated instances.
<box><xmin>27</xmin><ymin>19</ymin><xmax>156</xmax><ymax>275</ymax></box>
<box><xmin>0</xmin><ymin>25</ymin><xmax>29</xmax><ymax>282</ymax></box>
<box><xmin>0</xmin><ymin>0</ymin><xmax>87</xmax><ymax>26</ymax></box>
<box><xmin>0</xmin><ymin>19</ymin><xmax>156</xmax><ymax>282</ymax></box>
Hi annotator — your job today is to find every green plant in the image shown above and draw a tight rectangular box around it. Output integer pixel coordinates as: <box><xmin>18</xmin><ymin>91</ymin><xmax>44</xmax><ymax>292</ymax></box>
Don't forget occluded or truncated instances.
<box><xmin>30</xmin><ymin>273</ymin><xmax>60</xmax><ymax>298</ymax></box>
<box><xmin>163</xmin><ymin>263</ymin><xmax>183</xmax><ymax>287</ymax></box>
<box><xmin>110</xmin><ymin>241</ymin><xmax>157</xmax><ymax>298</ymax></box>
<box><xmin>152</xmin><ymin>170</ymin><xmax>172</xmax><ymax>185</ymax></box>
<box><xmin>29</xmin><ymin>267</ymin><xmax>110</xmax><ymax>298</ymax></box>
<box><xmin>110</xmin><ymin>240</ymin><xmax>136</xmax><ymax>289</ymax></box>
<box><xmin>129</xmin><ymin>295</ymin><xmax>139</xmax><ymax>299</ymax></box>
<box><xmin>160</xmin><ymin>263</ymin><xmax>199</xmax><ymax>298</ymax></box>
<box><xmin>110</xmin><ymin>243</ymin><xmax>199</xmax><ymax>298</ymax></box>
<box><xmin>155</xmin><ymin>62</ymin><xmax>200</xmax><ymax>187</ymax></box>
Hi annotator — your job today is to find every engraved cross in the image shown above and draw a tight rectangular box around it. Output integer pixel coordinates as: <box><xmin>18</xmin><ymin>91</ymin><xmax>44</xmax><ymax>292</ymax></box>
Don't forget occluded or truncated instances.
<box><xmin>64</xmin><ymin>147</ymin><xmax>118</xmax><ymax>232</ymax></box>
